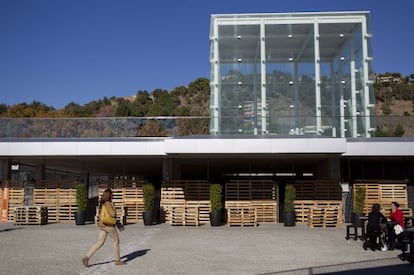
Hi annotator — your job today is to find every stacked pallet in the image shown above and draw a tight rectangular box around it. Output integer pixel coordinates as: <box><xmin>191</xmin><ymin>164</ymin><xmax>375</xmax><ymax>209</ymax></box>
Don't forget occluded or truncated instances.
<box><xmin>7</xmin><ymin>187</ymin><xmax>25</xmax><ymax>222</ymax></box>
<box><xmin>294</xmin><ymin>180</ymin><xmax>342</xmax><ymax>200</ymax></box>
<box><xmin>293</xmin><ymin>181</ymin><xmax>342</xmax><ymax>226</ymax></box>
<box><xmin>171</xmin><ymin>206</ymin><xmax>199</xmax><ymax>226</ymax></box>
<box><xmin>308</xmin><ymin>206</ymin><xmax>340</xmax><ymax>228</ymax></box>
<box><xmin>353</xmin><ymin>181</ymin><xmax>409</xmax><ymax>216</ymax></box>
<box><xmin>33</xmin><ymin>182</ymin><xmax>77</xmax><ymax>222</ymax></box>
<box><xmin>160</xmin><ymin>180</ymin><xmax>210</xmax><ymax>226</ymax></box>
<box><xmin>227</xmin><ymin>206</ymin><xmax>257</xmax><ymax>227</ymax></box>
<box><xmin>122</xmin><ymin>186</ymin><xmax>144</xmax><ymax>224</ymax></box>
<box><xmin>294</xmin><ymin>200</ymin><xmax>316</xmax><ymax>223</ymax></box>
<box><xmin>294</xmin><ymin>200</ymin><xmax>343</xmax><ymax>224</ymax></box>
<box><xmin>225</xmin><ymin>179</ymin><xmax>277</xmax><ymax>225</ymax></box>
<box><xmin>14</xmin><ymin>206</ymin><xmax>48</xmax><ymax>225</ymax></box>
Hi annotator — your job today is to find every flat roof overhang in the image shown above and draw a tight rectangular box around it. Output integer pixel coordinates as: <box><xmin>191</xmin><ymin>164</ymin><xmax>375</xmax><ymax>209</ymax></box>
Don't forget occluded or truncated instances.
<box><xmin>164</xmin><ymin>138</ymin><xmax>346</xmax><ymax>155</ymax></box>
<box><xmin>344</xmin><ymin>138</ymin><xmax>414</xmax><ymax>157</ymax></box>
<box><xmin>0</xmin><ymin>138</ymin><xmax>166</xmax><ymax>157</ymax></box>
<box><xmin>1</xmin><ymin>137</ymin><xmax>414</xmax><ymax>158</ymax></box>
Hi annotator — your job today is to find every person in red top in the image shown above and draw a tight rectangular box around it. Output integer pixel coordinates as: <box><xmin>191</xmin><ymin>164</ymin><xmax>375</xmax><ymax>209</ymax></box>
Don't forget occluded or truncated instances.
<box><xmin>388</xmin><ymin>201</ymin><xmax>405</xmax><ymax>249</ymax></box>
<box><xmin>390</xmin><ymin>201</ymin><xmax>405</xmax><ymax>228</ymax></box>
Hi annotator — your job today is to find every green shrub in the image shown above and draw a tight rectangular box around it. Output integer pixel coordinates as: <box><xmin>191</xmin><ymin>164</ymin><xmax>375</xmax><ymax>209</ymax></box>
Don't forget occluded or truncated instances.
<box><xmin>353</xmin><ymin>186</ymin><xmax>366</xmax><ymax>214</ymax></box>
<box><xmin>209</xmin><ymin>183</ymin><xmax>222</xmax><ymax>212</ymax></box>
<box><xmin>284</xmin><ymin>184</ymin><xmax>296</xmax><ymax>213</ymax></box>
<box><xmin>76</xmin><ymin>183</ymin><xmax>87</xmax><ymax>212</ymax></box>
<box><xmin>142</xmin><ymin>183</ymin><xmax>155</xmax><ymax>211</ymax></box>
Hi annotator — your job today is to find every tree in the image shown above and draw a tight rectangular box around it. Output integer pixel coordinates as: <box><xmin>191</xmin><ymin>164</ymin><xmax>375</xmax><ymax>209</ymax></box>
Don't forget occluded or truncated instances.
<box><xmin>114</xmin><ymin>98</ymin><xmax>132</xmax><ymax>117</ymax></box>
<box><xmin>0</xmin><ymin>103</ymin><xmax>8</xmax><ymax>116</ymax></box>
<box><xmin>147</xmin><ymin>89</ymin><xmax>175</xmax><ymax>116</ymax></box>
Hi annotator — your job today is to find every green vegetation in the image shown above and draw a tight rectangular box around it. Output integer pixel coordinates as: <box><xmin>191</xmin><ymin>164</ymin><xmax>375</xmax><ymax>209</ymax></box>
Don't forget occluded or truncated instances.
<box><xmin>142</xmin><ymin>183</ymin><xmax>155</xmax><ymax>211</ymax></box>
<box><xmin>76</xmin><ymin>183</ymin><xmax>88</xmax><ymax>212</ymax></box>
<box><xmin>284</xmin><ymin>184</ymin><xmax>296</xmax><ymax>213</ymax></box>
<box><xmin>209</xmin><ymin>183</ymin><xmax>222</xmax><ymax>212</ymax></box>
<box><xmin>353</xmin><ymin>186</ymin><xmax>366</xmax><ymax>215</ymax></box>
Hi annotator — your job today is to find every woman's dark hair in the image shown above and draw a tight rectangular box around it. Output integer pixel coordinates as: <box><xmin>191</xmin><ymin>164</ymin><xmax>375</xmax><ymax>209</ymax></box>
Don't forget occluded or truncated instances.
<box><xmin>392</xmin><ymin>201</ymin><xmax>400</xmax><ymax>208</ymax></box>
<box><xmin>100</xmin><ymin>189</ymin><xmax>113</xmax><ymax>204</ymax></box>
<box><xmin>372</xmin><ymin>203</ymin><xmax>381</xmax><ymax>212</ymax></box>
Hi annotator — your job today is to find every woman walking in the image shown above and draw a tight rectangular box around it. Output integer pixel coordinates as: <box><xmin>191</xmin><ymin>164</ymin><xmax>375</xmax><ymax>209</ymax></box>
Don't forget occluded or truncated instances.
<box><xmin>82</xmin><ymin>188</ymin><xmax>126</xmax><ymax>267</ymax></box>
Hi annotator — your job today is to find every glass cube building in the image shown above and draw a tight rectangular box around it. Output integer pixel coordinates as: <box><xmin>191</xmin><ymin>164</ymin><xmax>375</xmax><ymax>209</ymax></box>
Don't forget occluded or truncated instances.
<box><xmin>209</xmin><ymin>12</ymin><xmax>375</xmax><ymax>137</ymax></box>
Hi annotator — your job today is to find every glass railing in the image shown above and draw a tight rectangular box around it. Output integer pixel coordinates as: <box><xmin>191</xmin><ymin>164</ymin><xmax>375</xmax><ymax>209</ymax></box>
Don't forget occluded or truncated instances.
<box><xmin>0</xmin><ymin>116</ymin><xmax>411</xmax><ymax>138</ymax></box>
<box><xmin>0</xmin><ymin>117</ymin><xmax>210</xmax><ymax>138</ymax></box>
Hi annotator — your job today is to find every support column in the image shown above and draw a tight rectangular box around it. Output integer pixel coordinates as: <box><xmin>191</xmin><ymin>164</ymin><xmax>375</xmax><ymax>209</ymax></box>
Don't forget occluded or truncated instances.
<box><xmin>361</xmin><ymin>18</ymin><xmax>372</xmax><ymax>137</ymax></box>
<box><xmin>260</xmin><ymin>20</ymin><xmax>267</xmax><ymax>135</ymax></box>
<box><xmin>210</xmin><ymin>21</ymin><xmax>220</xmax><ymax>135</ymax></box>
<box><xmin>314</xmin><ymin>20</ymin><xmax>322</xmax><ymax>134</ymax></box>
<box><xmin>350</xmin><ymin>60</ymin><xmax>358</xmax><ymax>137</ymax></box>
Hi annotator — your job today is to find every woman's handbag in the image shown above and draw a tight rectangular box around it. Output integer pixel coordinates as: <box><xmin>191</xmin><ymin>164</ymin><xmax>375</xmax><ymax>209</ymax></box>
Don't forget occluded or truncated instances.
<box><xmin>116</xmin><ymin>221</ymin><xmax>125</xmax><ymax>231</ymax></box>
<box><xmin>101</xmin><ymin>204</ymin><xmax>116</xmax><ymax>226</ymax></box>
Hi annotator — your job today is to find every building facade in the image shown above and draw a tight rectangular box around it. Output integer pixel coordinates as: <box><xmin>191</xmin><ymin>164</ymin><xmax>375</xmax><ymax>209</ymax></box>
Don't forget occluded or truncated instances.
<box><xmin>1</xmin><ymin>12</ymin><xmax>413</xmax><ymax>225</ymax></box>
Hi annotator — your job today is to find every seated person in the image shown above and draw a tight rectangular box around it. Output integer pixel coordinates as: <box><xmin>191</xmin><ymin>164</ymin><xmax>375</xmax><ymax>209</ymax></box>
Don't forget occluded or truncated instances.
<box><xmin>364</xmin><ymin>203</ymin><xmax>387</xmax><ymax>251</ymax></box>
<box><xmin>388</xmin><ymin>201</ymin><xmax>405</xmax><ymax>249</ymax></box>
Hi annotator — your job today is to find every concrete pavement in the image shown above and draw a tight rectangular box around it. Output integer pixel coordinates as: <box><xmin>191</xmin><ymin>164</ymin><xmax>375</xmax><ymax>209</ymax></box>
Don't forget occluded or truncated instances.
<box><xmin>0</xmin><ymin>222</ymin><xmax>412</xmax><ymax>275</ymax></box>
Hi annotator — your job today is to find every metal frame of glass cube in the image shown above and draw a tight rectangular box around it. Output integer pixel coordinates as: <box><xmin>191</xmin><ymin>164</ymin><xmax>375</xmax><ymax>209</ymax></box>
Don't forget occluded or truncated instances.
<box><xmin>209</xmin><ymin>12</ymin><xmax>375</xmax><ymax>137</ymax></box>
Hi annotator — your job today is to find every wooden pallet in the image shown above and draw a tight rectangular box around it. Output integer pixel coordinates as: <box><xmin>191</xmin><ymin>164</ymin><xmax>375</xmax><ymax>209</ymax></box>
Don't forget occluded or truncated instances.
<box><xmin>225</xmin><ymin>180</ymin><xmax>277</xmax><ymax>224</ymax></box>
<box><xmin>8</xmin><ymin>188</ymin><xmax>25</xmax><ymax>222</ymax></box>
<box><xmin>226</xmin><ymin>204</ymin><xmax>257</xmax><ymax>227</ymax></box>
<box><xmin>171</xmin><ymin>207</ymin><xmax>200</xmax><ymax>226</ymax></box>
<box><xmin>33</xmin><ymin>187</ymin><xmax>77</xmax><ymax>222</ymax></box>
<box><xmin>14</xmin><ymin>206</ymin><xmax>48</xmax><ymax>225</ymax></box>
<box><xmin>308</xmin><ymin>207</ymin><xmax>340</xmax><ymax>228</ymax></box>
<box><xmin>160</xmin><ymin>180</ymin><xmax>210</xmax><ymax>225</ymax></box>
<box><xmin>294</xmin><ymin>200</ymin><xmax>342</xmax><ymax>226</ymax></box>
<box><xmin>354</xmin><ymin>181</ymin><xmax>408</xmax><ymax>216</ymax></box>
<box><xmin>124</xmin><ymin>202</ymin><xmax>144</xmax><ymax>224</ymax></box>
<box><xmin>251</xmin><ymin>200</ymin><xmax>277</xmax><ymax>223</ymax></box>
<box><xmin>294</xmin><ymin>181</ymin><xmax>342</xmax><ymax>200</ymax></box>
<box><xmin>294</xmin><ymin>201</ymin><xmax>315</xmax><ymax>223</ymax></box>
<box><xmin>226</xmin><ymin>181</ymin><xmax>252</xmax><ymax>201</ymax></box>
<box><xmin>186</xmin><ymin>200</ymin><xmax>210</xmax><ymax>224</ymax></box>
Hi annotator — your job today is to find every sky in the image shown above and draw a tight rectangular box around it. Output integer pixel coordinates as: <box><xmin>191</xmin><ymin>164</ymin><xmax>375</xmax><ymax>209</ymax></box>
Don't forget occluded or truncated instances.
<box><xmin>1</xmin><ymin>0</ymin><xmax>413</xmax><ymax>109</ymax></box>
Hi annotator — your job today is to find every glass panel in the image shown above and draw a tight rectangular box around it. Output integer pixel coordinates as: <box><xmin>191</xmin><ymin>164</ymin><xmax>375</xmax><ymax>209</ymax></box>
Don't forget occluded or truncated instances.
<box><xmin>265</xmin><ymin>23</ymin><xmax>315</xmax><ymax>135</ymax></box>
<box><xmin>319</xmin><ymin>22</ymin><xmax>363</xmax><ymax>137</ymax></box>
<box><xmin>218</xmin><ymin>24</ymin><xmax>261</xmax><ymax>135</ymax></box>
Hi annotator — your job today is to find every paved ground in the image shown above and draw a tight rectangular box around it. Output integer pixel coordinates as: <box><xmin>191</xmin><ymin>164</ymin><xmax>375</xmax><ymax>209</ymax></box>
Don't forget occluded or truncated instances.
<box><xmin>0</xmin><ymin>221</ymin><xmax>412</xmax><ymax>275</ymax></box>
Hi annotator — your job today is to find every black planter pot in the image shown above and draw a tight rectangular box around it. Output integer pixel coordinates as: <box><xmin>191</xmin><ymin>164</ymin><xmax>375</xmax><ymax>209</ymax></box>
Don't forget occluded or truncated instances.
<box><xmin>143</xmin><ymin>211</ymin><xmax>153</xmax><ymax>226</ymax></box>
<box><xmin>75</xmin><ymin>211</ymin><xmax>86</xmax><ymax>225</ymax></box>
<box><xmin>352</xmin><ymin>213</ymin><xmax>364</xmax><ymax>227</ymax></box>
<box><xmin>210</xmin><ymin>211</ymin><xmax>222</xmax><ymax>226</ymax></box>
<box><xmin>284</xmin><ymin>211</ymin><xmax>296</xmax><ymax>227</ymax></box>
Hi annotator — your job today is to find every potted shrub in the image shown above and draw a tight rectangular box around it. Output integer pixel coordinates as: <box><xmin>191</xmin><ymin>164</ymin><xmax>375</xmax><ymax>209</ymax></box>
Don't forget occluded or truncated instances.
<box><xmin>353</xmin><ymin>185</ymin><xmax>366</xmax><ymax>227</ymax></box>
<box><xmin>75</xmin><ymin>183</ymin><xmax>87</xmax><ymax>225</ymax></box>
<box><xmin>284</xmin><ymin>184</ymin><xmax>296</xmax><ymax>227</ymax></box>
<box><xmin>209</xmin><ymin>183</ymin><xmax>223</xmax><ymax>226</ymax></box>
<box><xmin>142</xmin><ymin>183</ymin><xmax>154</xmax><ymax>226</ymax></box>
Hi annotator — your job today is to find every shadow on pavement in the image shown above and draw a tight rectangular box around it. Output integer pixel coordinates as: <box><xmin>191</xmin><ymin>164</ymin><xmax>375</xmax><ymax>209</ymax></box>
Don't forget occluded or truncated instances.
<box><xmin>123</xmin><ymin>249</ymin><xmax>150</xmax><ymax>262</ymax></box>
<box><xmin>0</xmin><ymin>227</ymin><xmax>24</xmax><ymax>233</ymax></box>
